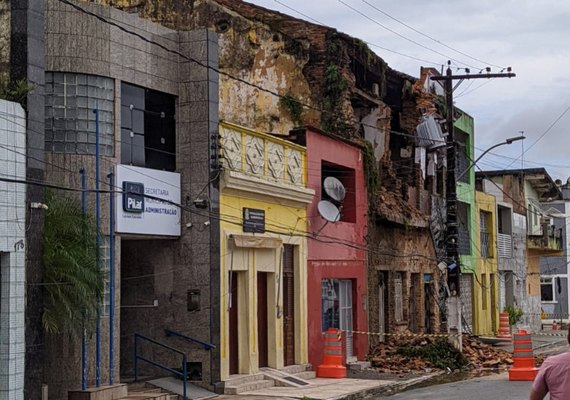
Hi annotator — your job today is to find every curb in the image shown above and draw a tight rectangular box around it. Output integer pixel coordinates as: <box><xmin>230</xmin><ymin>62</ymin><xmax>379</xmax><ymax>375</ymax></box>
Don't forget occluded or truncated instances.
<box><xmin>325</xmin><ymin>372</ymin><xmax>445</xmax><ymax>400</ymax></box>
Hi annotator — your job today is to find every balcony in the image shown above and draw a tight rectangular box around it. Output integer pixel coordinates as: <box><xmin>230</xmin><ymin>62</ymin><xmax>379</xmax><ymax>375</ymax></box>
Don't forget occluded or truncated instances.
<box><xmin>497</xmin><ymin>233</ymin><xmax>513</xmax><ymax>258</ymax></box>
<box><xmin>219</xmin><ymin>122</ymin><xmax>314</xmax><ymax>205</ymax></box>
<box><xmin>528</xmin><ymin>225</ymin><xmax>563</xmax><ymax>253</ymax></box>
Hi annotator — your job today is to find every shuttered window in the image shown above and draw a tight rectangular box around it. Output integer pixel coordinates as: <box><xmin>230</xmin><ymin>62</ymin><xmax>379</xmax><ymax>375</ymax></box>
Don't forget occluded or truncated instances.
<box><xmin>394</xmin><ymin>273</ymin><xmax>403</xmax><ymax>323</ymax></box>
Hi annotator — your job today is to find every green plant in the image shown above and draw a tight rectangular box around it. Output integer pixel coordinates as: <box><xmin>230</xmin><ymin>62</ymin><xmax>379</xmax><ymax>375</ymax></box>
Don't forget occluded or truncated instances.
<box><xmin>0</xmin><ymin>78</ymin><xmax>34</xmax><ymax>104</ymax></box>
<box><xmin>397</xmin><ymin>338</ymin><xmax>467</xmax><ymax>370</ymax></box>
<box><xmin>361</xmin><ymin>140</ymin><xmax>379</xmax><ymax>210</ymax></box>
<box><xmin>321</xmin><ymin>63</ymin><xmax>351</xmax><ymax>136</ymax></box>
<box><xmin>504</xmin><ymin>305</ymin><xmax>524</xmax><ymax>327</ymax></box>
<box><xmin>42</xmin><ymin>190</ymin><xmax>104</xmax><ymax>336</ymax></box>
<box><xmin>279</xmin><ymin>93</ymin><xmax>303</xmax><ymax>127</ymax></box>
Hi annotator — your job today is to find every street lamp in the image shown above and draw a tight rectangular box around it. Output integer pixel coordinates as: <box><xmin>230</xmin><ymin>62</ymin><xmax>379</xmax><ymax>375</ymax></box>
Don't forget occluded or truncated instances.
<box><xmin>456</xmin><ymin>135</ymin><xmax>525</xmax><ymax>181</ymax></box>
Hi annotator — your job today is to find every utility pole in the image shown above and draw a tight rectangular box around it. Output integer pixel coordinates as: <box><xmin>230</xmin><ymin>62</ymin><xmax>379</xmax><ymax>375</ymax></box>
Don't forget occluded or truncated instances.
<box><xmin>430</xmin><ymin>61</ymin><xmax>515</xmax><ymax>350</ymax></box>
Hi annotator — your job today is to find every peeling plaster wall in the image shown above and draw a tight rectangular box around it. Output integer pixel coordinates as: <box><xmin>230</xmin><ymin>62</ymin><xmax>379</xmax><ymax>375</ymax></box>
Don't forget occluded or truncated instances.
<box><xmin>81</xmin><ymin>0</ymin><xmax>318</xmax><ymax>134</ymax></box>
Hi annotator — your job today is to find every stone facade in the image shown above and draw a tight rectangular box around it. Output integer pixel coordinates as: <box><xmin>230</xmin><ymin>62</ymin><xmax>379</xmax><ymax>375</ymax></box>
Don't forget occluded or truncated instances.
<box><xmin>33</xmin><ymin>1</ymin><xmax>220</xmax><ymax>398</ymax></box>
<box><xmin>0</xmin><ymin>100</ymin><xmax>27</xmax><ymax>400</ymax></box>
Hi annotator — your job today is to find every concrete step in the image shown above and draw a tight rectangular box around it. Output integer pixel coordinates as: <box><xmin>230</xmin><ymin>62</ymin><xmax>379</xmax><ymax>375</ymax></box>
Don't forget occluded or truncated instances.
<box><xmin>223</xmin><ymin>373</ymin><xmax>265</xmax><ymax>387</ymax></box>
<box><xmin>280</xmin><ymin>364</ymin><xmax>311</xmax><ymax>374</ymax></box>
<box><xmin>294</xmin><ymin>371</ymin><xmax>316</xmax><ymax>380</ymax></box>
<box><xmin>224</xmin><ymin>379</ymin><xmax>274</xmax><ymax>394</ymax></box>
<box><xmin>69</xmin><ymin>384</ymin><xmax>128</xmax><ymax>400</ymax></box>
<box><xmin>260</xmin><ymin>367</ymin><xmax>313</xmax><ymax>387</ymax></box>
<box><xmin>119</xmin><ymin>392</ymin><xmax>171</xmax><ymax>400</ymax></box>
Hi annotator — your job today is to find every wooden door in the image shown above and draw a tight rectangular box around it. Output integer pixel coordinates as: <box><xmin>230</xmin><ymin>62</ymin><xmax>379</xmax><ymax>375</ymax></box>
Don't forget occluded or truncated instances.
<box><xmin>229</xmin><ymin>272</ymin><xmax>239</xmax><ymax>375</ymax></box>
<box><xmin>257</xmin><ymin>272</ymin><xmax>268</xmax><ymax>368</ymax></box>
<box><xmin>282</xmin><ymin>245</ymin><xmax>295</xmax><ymax>366</ymax></box>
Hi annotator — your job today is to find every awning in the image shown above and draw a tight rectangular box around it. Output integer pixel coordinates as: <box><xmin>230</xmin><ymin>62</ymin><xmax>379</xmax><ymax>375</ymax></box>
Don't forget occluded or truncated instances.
<box><xmin>230</xmin><ymin>234</ymin><xmax>282</xmax><ymax>249</ymax></box>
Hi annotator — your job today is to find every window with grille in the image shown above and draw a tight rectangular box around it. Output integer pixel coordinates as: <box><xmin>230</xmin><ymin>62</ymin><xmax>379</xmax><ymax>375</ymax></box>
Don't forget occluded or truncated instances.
<box><xmin>480</xmin><ymin>211</ymin><xmax>491</xmax><ymax>258</ymax></box>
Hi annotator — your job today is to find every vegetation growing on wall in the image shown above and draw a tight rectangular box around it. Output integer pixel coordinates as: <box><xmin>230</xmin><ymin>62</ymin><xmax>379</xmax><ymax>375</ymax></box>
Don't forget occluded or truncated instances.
<box><xmin>42</xmin><ymin>190</ymin><xmax>104</xmax><ymax>336</ymax></box>
<box><xmin>361</xmin><ymin>140</ymin><xmax>379</xmax><ymax>212</ymax></box>
<box><xmin>321</xmin><ymin>63</ymin><xmax>352</xmax><ymax>137</ymax></box>
<box><xmin>279</xmin><ymin>92</ymin><xmax>304</xmax><ymax>127</ymax></box>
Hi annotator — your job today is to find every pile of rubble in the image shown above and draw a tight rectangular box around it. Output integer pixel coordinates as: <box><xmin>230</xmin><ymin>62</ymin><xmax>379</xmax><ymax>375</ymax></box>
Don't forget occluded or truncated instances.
<box><xmin>369</xmin><ymin>334</ymin><xmax>540</xmax><ymax>374</ymax></box>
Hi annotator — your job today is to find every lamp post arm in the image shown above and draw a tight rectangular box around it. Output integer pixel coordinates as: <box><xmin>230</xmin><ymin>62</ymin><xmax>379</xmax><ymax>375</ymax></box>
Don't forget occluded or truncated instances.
<box><xmin>456</xmin><ymin>141</ymin><xmax>509</xmax><ymax>181</ymax></box>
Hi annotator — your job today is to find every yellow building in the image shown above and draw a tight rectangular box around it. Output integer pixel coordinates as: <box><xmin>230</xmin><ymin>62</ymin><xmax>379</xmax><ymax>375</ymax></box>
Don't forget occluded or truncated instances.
<box><xmin>473</xmin><ymin>191</ymin><xmax>499</xmax><ymax>336</ymax></box>
<box><xmin>218</xmin><ymin>122</ymin><xmax>314</xmax><ymax>380</ymax></box>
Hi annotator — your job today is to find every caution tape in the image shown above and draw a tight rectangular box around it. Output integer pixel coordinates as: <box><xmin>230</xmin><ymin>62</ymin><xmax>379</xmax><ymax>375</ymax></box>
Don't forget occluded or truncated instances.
<box><xmin>347</xmin><ymin>330</ymin><xmax>461</xmax><ymax>338</ymax></box>
<box><xmin>533</xmin><ymin>332</ymin><xmax>568</xmax><ymax>338</ymax></box>
<box><xmin>346</xmin><ymin>330</ymin><xmax>567</xmax><ymax>339</ymax></box>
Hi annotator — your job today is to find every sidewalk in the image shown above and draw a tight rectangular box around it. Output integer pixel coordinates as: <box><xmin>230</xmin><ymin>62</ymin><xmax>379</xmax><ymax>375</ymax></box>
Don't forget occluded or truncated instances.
<box><xmin>215</xmin><ymin>373</ymin><xmax>441</xmax><ymax>400</ymax></box>
<box><xmin>493</xmin><ymin>328</ymin><xmax>567</xmax><ymax>354</ymax></box>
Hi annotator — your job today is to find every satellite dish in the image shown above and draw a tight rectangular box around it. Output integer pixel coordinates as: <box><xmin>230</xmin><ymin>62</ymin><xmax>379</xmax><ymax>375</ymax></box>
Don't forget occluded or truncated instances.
<box><xmin>323</xmin><ymin>177</ymin><xmax>346</xmax><ymax>203</ymax></box>
<box><xmin>317</xmin><ymin>200</ymin><xmax>341</xmax><ymax>223</ymax></box>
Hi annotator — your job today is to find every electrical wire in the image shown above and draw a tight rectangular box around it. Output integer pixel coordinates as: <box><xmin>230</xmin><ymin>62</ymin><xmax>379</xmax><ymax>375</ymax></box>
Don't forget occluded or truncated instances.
<box><xmin>358</xmin><ymin>0</ymin><xmax>506</xmax><ymax>70</ymax></box>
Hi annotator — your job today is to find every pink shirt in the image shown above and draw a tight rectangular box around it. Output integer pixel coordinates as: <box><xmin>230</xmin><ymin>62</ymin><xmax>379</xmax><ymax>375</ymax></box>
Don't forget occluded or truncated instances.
<box><xmin>532</xmin><ymin>351</ymin><xmax>570</xmax><ymax>400</ymax></box>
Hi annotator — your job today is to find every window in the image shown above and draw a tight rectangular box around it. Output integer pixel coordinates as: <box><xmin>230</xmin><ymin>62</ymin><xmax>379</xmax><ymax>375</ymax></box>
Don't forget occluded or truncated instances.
<box><xmin>455</xmin><ymin>131</ymin><xmax>470</xmax><ymax>184</ymax></box>
<box><xmin>321</xmin><ymin>161</ymin><xmax>356</xmax><ymax>223</ymax></box>
<box><xmin>321</xmin><ymin>279</ymin><xmax>353</xmax><ymax>332</ymax></box>
<box><xmin>45</xmin><ymin>72</ymin><xmax>114</xmax><ymax>155</ymax></box>
<box><xmin>394</xmin><ymin>273</ymin><xmax>404</xmax><ymax>323</ymax></box>
<box><xmin>121</xmin><ymin>82</ymin><xmax>176</xmax><ymax>171</ymax></box>
<box><xmin>480</xmin><ymin>211</ymin><xmax>492</xmax><ymax>258</ymax></box>
<box><xmin>322</xmin><ymin>279</ymin><xmax>340</xmax><ymax>331</ymax></box>
<box><xmin>458</xmin><ymin>201</ymin><xmax>471</xmax><ymax>255</ymax></box>
<box><xmin>541</xmin><ymin>277</ymin><xmax>555</xmax><ymax>302</ymax></box>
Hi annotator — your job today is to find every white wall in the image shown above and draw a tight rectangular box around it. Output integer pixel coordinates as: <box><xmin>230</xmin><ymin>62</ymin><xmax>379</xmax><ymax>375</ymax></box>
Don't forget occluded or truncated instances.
<box><xmin>0</xmin><ymin>100</ymin><xmax>26</xmax><ymax>400</ymax></box>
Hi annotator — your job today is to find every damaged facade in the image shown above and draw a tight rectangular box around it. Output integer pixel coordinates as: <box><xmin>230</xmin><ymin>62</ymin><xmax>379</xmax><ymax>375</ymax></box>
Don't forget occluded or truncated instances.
<box><xmin>1</xmin><ymin>0</ymin><xmax>479</xmax><ymax>398</ymax></box>
<box><xmin>477</xmin><ymin>169</ymin><xmax>563</xmax><ymax>332</ymax></box>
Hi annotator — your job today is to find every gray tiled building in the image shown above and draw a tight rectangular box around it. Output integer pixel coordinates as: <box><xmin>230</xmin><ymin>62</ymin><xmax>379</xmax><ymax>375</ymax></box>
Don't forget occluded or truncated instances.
<box><xmin>0</xmin><ymin>100</ymin><xmax>27</xmax><ymax>400</ymax></box>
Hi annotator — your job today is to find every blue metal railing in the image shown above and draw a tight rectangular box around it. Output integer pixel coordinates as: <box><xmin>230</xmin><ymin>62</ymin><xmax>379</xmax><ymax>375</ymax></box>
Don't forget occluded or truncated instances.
<box><xmin>134</xmin><ymin>333</ymin><xmax>187</xmax><ymax>400</ymax></box>
<box><xmin>164</xmin><ymin>329</ymin><xmax>216</xmax><ymax>351</ymax></box>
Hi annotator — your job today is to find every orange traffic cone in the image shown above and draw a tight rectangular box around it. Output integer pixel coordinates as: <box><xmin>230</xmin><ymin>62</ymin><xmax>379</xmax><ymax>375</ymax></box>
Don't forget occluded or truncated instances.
<box><xmin>508</xmin><ymin>330</ymin><xmax>538</xmax><ymax>381</ymax></box>
<box><xmin>316</xmin><ymin>328</ymin><xmax>347</xmax><ymax>378</ymax></box>
<box><xmin>497</xmin><ymin>312</ymin><xmax>512</xmax><ymax>340</ymax></box>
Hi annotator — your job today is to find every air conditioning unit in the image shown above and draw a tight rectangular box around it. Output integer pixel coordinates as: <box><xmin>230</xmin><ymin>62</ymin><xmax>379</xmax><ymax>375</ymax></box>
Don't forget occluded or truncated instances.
<box><xmin>416</xmin><ymin>115</ymin><xmax>444</xmax><ymax>149</ymax></box>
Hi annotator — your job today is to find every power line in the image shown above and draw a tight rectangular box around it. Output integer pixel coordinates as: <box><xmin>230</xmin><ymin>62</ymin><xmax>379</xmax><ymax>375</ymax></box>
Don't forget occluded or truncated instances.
<box><xmin>337</xmin><ymin>0</ymin><xmax>481</xmax><ymax>70</ymax></box>
<box><xmin>271</xmin><ymin>0</ymin><xmax>442</xmax><ymax>67</ymax></box>
<box><xmin>359</xmin><ymin>0</ymin><xmax>505</xmax><ymax>70</ymax></box>
<box><xmin>505</xmin><ymin>104</ymin><xmax>570</xmax><ymax>168</ymax></box>
<box><xmin>54</xmin><ymin>0</ymin><xmax>445</xmax><ymax>141</ymax></box>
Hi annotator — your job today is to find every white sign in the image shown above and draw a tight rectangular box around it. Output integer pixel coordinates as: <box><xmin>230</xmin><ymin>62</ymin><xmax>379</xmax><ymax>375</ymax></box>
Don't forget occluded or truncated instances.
<box><xmin>115</xmin><ymin>165</ymin><xmax>181</xmax><ymax>236</ymax></box>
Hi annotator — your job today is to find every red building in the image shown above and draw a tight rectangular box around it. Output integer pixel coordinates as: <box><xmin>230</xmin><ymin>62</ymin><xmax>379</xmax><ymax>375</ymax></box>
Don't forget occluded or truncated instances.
<box><xmin>288</xmin><ymin>127</ymin><xmax>368</xmax><ymax>367</ymax></box>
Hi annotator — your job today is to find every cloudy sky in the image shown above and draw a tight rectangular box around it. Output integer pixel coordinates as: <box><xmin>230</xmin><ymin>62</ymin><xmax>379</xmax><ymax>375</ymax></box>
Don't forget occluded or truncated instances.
<box><xmin>248</xmin><ymin>0</ymin><xmax>570</xmax><ymax>181</ymax></box>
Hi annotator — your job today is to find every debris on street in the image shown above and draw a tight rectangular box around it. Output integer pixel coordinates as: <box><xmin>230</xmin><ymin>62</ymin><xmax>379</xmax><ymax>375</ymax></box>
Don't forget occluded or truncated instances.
<box><xmin>369</xmin><ymin>334</ymin><xmax>543</xmax><ymax>375</ymax></box>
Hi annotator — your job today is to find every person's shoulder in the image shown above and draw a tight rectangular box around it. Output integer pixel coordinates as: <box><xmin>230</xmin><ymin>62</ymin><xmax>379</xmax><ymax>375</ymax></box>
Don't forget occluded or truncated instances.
<box><xmin>543</xmin><ymin>351</ymin><xmax>570</xmax><ymax>366</ymax></box>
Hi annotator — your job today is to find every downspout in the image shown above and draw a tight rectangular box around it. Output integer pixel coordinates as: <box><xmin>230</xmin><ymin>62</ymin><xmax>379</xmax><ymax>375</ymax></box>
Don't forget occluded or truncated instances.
<box><xmin>80</xmin><ymin>168</ymin><xmax>87</xmax><ymax>390</ymax></box>
<box><xmin>108</xmin><ymin>172</ymin><xmax>115</xmax><ymax>384</ymax></box>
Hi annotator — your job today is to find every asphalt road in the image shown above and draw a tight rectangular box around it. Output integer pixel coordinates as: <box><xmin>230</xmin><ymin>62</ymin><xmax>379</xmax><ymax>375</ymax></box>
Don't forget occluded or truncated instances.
<box><xmin>382</xmin><ymin>373</ymin><xmax>535</xmax><ymax>400</ymax></box>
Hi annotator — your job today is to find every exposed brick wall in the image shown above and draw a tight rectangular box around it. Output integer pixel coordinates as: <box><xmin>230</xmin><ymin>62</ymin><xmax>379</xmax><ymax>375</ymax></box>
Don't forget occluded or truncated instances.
<box><xmin>367</xmin><ymin>224</ymin><xmax>441</xmax><ymax>346</ymax></box>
